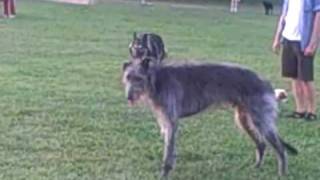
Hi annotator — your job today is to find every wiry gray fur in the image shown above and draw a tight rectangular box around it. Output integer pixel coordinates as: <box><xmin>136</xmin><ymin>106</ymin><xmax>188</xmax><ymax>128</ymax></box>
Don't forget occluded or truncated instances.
<box><xmin>122</xmin><ymin>60</ymin><xmax>298</xmax><ymax>178</ymax></box>
<box><xmin>149</xmin><ymin>63</ymin><xmax>274</xmax><ymax>118</ymax></box>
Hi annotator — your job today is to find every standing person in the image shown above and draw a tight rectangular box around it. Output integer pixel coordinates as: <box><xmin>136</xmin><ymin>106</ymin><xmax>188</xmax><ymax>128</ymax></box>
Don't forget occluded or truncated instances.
<box><xmin>272</xmin><ymin>0</ymin><xmax>320</xmax><ymax>121</ymax></box>
<box><xmin>230</xmin><ymin>0</ymin><xmax>240</xmax><ymax>13</ymax></box>
<box><xmin>3</xmin><ymin>0</ymin><xmax>16</xmax><ymax>18</ymax></box>
<box><xmin>140</xmin><ymin>0</ymin><xmax>152</xmax><ymax>6</ymax></box>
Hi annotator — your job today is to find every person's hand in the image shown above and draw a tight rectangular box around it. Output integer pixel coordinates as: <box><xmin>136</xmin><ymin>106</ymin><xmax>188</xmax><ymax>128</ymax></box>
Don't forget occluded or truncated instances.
<box><xmin>272</xmin><ymin>40</ymin><xmax>281</xmax><ymax>55</ymax></box>
<box><xmin>304</xmin><ymin>43</ymin><xmax>318</xmax><ymax>57</ymax></box>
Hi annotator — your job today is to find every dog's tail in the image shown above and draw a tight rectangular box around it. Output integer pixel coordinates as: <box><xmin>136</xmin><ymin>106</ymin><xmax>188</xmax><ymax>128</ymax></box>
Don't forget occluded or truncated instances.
<box><xmin>280</xmin><ymin>138</ymin><xmax>298</xmax><ymax>155</ymax></box>
<box><xmin>248</xmin><ymin>93</ymin><xmax>298</xmax><ymax>155</ymax></box>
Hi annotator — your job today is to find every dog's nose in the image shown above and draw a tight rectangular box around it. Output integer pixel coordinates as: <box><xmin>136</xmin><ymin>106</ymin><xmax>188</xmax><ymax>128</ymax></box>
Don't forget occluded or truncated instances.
<box><xmin>127</xmin><ymin>91</ymin><xmax>134</xmax><ymax>101</ymax></box>
<box><xmin>127</xmin><ymin>93</ymin><xmax>135</xmax><ymax>106</ymax></box>
<box><xmin>127</xmin><ymin>94</ymin><xmax>133</xmax><ymax>101</ymax></box>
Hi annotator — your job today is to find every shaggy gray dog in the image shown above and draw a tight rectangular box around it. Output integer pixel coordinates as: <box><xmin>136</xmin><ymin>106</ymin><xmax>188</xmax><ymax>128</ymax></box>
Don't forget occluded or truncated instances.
<box><xmin>122</xmin><ymin>59</ymin><xmax>297</xmax><ymax>178</ymax></box>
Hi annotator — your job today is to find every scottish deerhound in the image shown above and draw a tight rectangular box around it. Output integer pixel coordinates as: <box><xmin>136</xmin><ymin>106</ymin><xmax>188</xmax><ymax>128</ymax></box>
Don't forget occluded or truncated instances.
<box><xmin>129</xmin><ymin>32</ymin><xmax>167</xmax><ymax>65</ymax></box>
<box><xmin>122</xmin><ymin>59</ymin><xmax>298</xmax><ymax>178</ymax></box>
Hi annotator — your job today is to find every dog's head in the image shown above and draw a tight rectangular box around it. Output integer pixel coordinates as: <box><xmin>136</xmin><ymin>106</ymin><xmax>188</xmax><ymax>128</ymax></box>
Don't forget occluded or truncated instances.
<box><xmin>129</xmin><ymin>32</ymin><xmax>166</xmax><ymax>64</ymax></box>
<box><xmin>274</xmin><ymin>89</ymin><xmax>288</xmax><ymax>102</ymax></box>
<box><xmin>129</xmin><ymin>32</ymin><xmax>149</xmax><ymax>60</ymax></box>
<box><xmin>122</xmin><ymin>59</ymin><xmax>153</xmax><ymax>106</ymax></box>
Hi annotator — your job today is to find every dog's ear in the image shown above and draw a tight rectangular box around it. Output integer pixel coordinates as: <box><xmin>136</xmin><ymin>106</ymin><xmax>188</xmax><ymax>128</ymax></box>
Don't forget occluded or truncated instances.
<box><xmin>123</xmin><ymin>62</ymin><xmax>131</xmax><ymax>71</ymax></box>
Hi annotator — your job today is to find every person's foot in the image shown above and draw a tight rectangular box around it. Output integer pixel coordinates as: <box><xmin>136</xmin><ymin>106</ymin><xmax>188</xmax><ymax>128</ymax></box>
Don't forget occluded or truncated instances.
<box><xmin>304</xmin><ymin>113</ymin><xmax>317</xmax><ymax>121</ymax></box>
<box><xmin>285</xmin><ymin>111</ymin><xmax>306</xmax><ymax>119</ymax></box>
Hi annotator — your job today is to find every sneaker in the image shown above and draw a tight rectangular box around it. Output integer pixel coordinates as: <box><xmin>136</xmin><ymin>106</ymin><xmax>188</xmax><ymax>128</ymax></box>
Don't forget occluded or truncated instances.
<box><xmin>304</xmin><ymin>113</ymin><xmax>317</xmax><ymax>121</ymax></box>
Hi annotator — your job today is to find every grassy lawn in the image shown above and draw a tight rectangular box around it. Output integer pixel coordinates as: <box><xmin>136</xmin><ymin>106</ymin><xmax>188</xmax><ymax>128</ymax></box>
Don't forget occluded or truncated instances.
<box><xmin>0</xmin><ymin>0</ymin><xmax>319</xmax><ymax>179</ymax></box>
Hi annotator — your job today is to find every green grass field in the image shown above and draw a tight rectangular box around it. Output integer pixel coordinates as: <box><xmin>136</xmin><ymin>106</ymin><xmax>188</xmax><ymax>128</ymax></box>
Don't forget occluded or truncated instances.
<box><xmin>0</xmin><ymin>0</ymin><xmax>320</xmax><ymax>179</ymax></box>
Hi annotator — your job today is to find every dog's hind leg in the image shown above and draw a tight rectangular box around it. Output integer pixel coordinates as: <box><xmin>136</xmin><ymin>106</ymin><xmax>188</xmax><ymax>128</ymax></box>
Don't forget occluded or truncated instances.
<box><xmin>247</xmin><ymin>94</ymin><xmax>288</xmax><ymax>176</ymax></box>
<box><xmin>250</xmin><ymin>115</ymin><xmax>287</xmax><ymax>175</ymax></box>
<box><xmin>235</xmin><ymin>106</ymin><xmax>266</xmax><ymax>168</ymax></box>
<box><xmin>265</xmin><ymin>130</ymin><xmax>288</xmax><ymax>175</ymax></box>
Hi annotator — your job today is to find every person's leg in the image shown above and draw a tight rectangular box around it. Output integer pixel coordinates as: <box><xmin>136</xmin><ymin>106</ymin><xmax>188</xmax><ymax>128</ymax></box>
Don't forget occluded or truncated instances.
<box><xmin>281</xmin><ymin>40</ymin><xmax>306</xmax><ymax>118</ymax></box>
<box><xmin>3</xmin><ymin>0</ymin><xmax>9</xmax><ymax>17</ymax></box>
<box><xmin>8</xmin><ymin>0</ymin><xmax>12</xmax><ymax>17</ymax></box>
<box><xmin>10</xmin><ymin>0</ymin><xmax>16</xmax><ymax>15</ymax></box>
<box><xmin>298</xmin><ymin>55</ymin><xmax>316</xmax><ymax>119</ymax></box>
<box><xmin>231</xmin><ymin>0</ymin><xmax>237</xmax><ymax>13</ymax></box>
<box><xmin>292</xmin><ymin>79</ymin><xmax>306</xmax><ymax>113</ymax></box>
<box><xmin>302</xmin><ymin>81</ymin><xmax>316</xmax><ymax>114</ymax></box>
<box><xmin>295</xmin><ymin>43</ymin><xmax>316</xmax><ymax>120</ymax></box>
<box><xmin>230</xmin><ymin>0</ymin><xmax>234</xmax><ymax>12</ymax></box>
<box><xmin>235</xmin><ymin>0</ymin><xmax>240</xmax><ymax>12</ymax></box>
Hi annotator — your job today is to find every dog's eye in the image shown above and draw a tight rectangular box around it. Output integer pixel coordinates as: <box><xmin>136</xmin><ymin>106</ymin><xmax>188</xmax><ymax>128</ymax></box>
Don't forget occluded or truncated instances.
<box><xmin>126</xmin><ymin>74</ymin><xmax>132</xmax><ymax>80</ymax></box>
<box><xmin>132</xmin><ymin>76</ymin><xmax>143</xmax><ymax>82</ymax></box>
<box><xmin>127</xmin><ymin>75</ymin><xmax>143</xmax><ymax>82</ymax></box>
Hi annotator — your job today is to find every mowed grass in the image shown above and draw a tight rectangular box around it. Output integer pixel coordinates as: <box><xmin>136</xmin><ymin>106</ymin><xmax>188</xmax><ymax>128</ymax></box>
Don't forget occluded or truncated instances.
<box><xmin>0</xmin><ymin>0</ymin><xmax>320</xmax><ymax>179</ymax></box>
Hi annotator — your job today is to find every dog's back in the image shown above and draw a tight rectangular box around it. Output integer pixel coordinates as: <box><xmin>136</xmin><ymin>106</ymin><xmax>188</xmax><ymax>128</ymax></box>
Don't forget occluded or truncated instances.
<box><xmin>150</xmin><ymin>63</ymin><xmax>275</xmax><ymax>117</ymax></box>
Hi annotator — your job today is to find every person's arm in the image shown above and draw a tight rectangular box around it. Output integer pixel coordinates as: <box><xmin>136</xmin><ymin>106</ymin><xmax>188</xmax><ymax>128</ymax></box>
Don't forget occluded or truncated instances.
<box><xmin>272</xmin><ymin>14</ymin><xmax>285</xmax><ymax>54</ymax></box>
<box><xmin>272</xmin><ymin>0</ymin><xmax>287</xmax><ymax>54</ymax></box>
<box><xmin>304</xmin><ymin>12</ymin><xmax>320</xmax><ymax>56</ymax></box>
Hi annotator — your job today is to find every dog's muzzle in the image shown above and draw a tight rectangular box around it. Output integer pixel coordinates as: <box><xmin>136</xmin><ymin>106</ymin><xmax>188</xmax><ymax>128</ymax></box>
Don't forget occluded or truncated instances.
<box><xmin>126</xmin><ymin>86</ymin><xmax>140</xmax><ymax>106</ymax></box>
<box><xmin>127</xmin><ymin>92</ymin><xmax>135</xmax><ymax>106</ymax></box>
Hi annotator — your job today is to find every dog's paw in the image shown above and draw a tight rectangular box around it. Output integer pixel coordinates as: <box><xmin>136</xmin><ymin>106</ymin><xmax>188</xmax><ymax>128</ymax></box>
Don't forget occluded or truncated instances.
<box><xmin>160</xmin><ymin>164</ymin><xmax>172</xmax><ymax>179</ymax></box>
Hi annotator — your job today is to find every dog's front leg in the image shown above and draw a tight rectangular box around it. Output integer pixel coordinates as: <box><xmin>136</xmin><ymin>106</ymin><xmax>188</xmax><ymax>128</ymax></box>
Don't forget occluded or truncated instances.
<box><xmin>155</xmin><ymin>108</ymin><xmax>169</xmax><ymax>139</ymax></box>
<box><xmin>152</xmin><ymin>105</ymin><xmax>178</xmax><ymax>178</ymax></box>
<box><xmin>160</xmin><ymin>120</ymin><xmax>178</xmax><ymax>178</ymax></box>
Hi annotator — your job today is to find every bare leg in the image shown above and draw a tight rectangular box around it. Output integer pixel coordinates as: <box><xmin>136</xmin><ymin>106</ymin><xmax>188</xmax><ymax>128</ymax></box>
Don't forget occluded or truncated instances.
<box><xmin>292</xmin><ymin>79</ymin><xmax>306</xmax><ymax>113</ymax></box>
<box><xmin>4</xmin><ymin>0</ymin><xmax>9</xmax><ymax>17</ymax></box>
<box><xmin>230</xmin><ymin>0</ymin><xmax>235</xmax><ymax>13</ymax></box>
<box><xmin>10</xmin><ymin>0</ymin><xmax>16</xmax><ymax>15</ymax></box>
<box><xmin>234</xmin><ymin>0</ymin><xmax>238</xmax><ymax>12</ymax></box>
<box><xmin>302</xmin><ymin>81</ymin><xmax>316</xmax><ymax>114</ymax></box>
